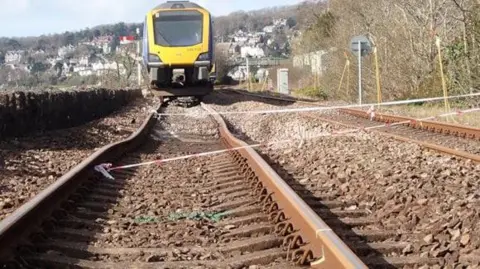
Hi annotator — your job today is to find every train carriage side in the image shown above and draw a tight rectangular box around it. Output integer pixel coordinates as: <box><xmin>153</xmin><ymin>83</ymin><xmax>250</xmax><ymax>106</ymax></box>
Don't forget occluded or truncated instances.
<box><xmin>142</xmin><ymin>1</ymin><xmax>214</xmax><ymax>98</ymax></box>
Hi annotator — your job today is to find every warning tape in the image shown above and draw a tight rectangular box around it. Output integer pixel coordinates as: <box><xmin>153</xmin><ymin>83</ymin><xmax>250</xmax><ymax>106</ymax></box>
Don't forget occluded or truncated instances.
<box><xmin>154</xmin><ymin>92</ymin><xmax>480</xmax><ymax>116</ymax></box>
<box><xmin>106</xmin><ymin>139</ymin><xmax>291</xmax><ymax>173</ymax></box>
<box><xmin>94</xmin><ymin>106</ymin><xmax>479</xmax><ymax>179</ymax></box>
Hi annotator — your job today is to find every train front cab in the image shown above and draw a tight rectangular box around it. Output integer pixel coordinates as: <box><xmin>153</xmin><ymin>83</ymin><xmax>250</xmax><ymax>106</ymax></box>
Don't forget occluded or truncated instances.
<box><xmin>143</xmin><ymin>3</ymin><xmax>214</xmax><ymax>98</ymax></box>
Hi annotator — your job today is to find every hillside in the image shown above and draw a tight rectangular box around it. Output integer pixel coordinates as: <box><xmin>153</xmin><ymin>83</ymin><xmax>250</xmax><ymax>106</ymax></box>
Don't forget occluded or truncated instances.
<box><xmin>0</xmin><ymin>1</ymin><xmax>323</xmax><ymax>89</ymax></box>
<box><xmin>0</xmin><ymin>1</ymin><xmax>321</xmax><ymax>53</ymax></box>
<box><xmin>0</xmin><ymin>22</ymin><xmax>142</xmax><ymax>55</ymax></box>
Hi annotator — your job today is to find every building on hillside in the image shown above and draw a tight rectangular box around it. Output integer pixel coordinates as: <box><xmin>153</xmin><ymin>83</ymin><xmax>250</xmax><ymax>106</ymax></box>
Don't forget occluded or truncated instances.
<box><xmin>247</xmin><ymin>36</ymin><xmax>261</xmax><ymax>46</ymax></box>
<box><xmin>102</xmin><ymin>43</ymin><xmax>112</xmax><ymax>54</ymax></box>
<box><xmin>273</xmin><ymin>18</ymin><xmax>287</xmax><ymax>27</ymax></box>
<box><xmin>69</xmin><ymin>59</ymin><xmax>126</xmax><ymax>77</ymax></box>
<box><xmin>240</xmin><ymin>46</ymin><xmax>265</xmax><ymax>58</ymax></box>
<box><xmin>31</xmin><ymin>50</ymin><xmax>46</xmax><ymax>56</ymax></box>
<box><xmin>92</xmin><ymin>35</ymin><xmax>114</xmax><ymax>46</ymax></box>
<box><xmin>46</xmin><ymin>57</ymin><xmax>63</xmax><ymax>67</ymax></box>
<box><xmin>74</xmin><ymin>66</ymin><xmax>94</xmax><ymax>77</ymax></box>
<box><xmin>58</xmin><ymin>45</ymin><xmax>75</xmax><ymax>57</ymax></box>
<box><xmin>79</xmin><ymin>56</ymin><xmax>90</xmax><ymax>66</ymax></box>
<box><xmin>5</xmin><ymin>50</ymin><xmax>25</xmax><ymax>64</ymax></box>
<box><xmin>81</xmin><ymin>35</ymin><xmax>114</xmax><ymax>54</ymax></box>
<box><xmin>4</xmin><ymin>63</ymin><xmax>29</xmax><ymax>72</ymax></box>
<box><xmin>263</xmin><ymin>26</ymin><xmax>274</xmax><ymax>33</ymax></box>
<box><xmin>119</xmin><ymin>36</ymin><xmax>136</xmax><ymax>45</ymax></box>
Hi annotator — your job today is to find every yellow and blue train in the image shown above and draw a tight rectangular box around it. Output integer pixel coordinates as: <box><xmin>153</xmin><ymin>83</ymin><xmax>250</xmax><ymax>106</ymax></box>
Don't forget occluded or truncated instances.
<box><xmin>142</xmin><ymin>1</ymin><xmax>215</xmax><ymax>99</ymax></box>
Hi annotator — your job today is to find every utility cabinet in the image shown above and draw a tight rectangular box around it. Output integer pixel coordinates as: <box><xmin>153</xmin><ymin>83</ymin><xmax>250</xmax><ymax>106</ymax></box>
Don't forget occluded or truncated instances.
<box><xmin>277</xmin><ymin>68</ymin><xmax>289</xmax><ymax>94</ymax></box>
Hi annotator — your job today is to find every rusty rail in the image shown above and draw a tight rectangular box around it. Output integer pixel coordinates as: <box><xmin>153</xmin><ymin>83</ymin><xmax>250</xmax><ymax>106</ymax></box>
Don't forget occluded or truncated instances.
<box><xmin>202</xmin><ymin>103</ymin><xmax>367</xmax><ymax>268</ymax></box>
<box><xmin>221</xmin><ymin>87</ymin><xmax>324</xmax><ymax>105</ymax></box>
<box><xmin>224</xmin><ymin>89</ymin><xmax>480</xmax><ymax>162</ymax></box>
<box><xmin>0</xmin><ymin>98</ymin><xmax>366</xmax><ymax>268</ymax></box>
<box><xmin>225</xmin><ymin>88</ymin><xmax>480</xmax><ymax>142</ymax></box>
<box><xmin>340</xmin><ymin>108</ymin><xmax>480</xmax><ymax>140</ymax></box>
<box><xmin>0</xmin><ymin>102</ymin><xmax>162</xmax><ymax>262</ymax></box>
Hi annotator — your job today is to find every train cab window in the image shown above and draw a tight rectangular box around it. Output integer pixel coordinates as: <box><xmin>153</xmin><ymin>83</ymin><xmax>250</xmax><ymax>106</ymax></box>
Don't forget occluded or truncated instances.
<box><xmin>153</xmin><ymin>10</ymin><xmax>203</xmax><ymax>47</ymax></box>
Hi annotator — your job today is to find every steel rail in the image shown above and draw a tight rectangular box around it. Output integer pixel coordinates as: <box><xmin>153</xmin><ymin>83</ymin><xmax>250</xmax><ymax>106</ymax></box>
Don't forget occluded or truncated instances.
<box><xmin>0</xmin><ymin>98</ymin><xmax>366</xmax><ymax>268</ymax></box>
<box><xmin>223</xmin><ymin>87</ymin><xmax>323</xmax><ymax>105</ymax></box>
<box><xmin>224</xmin><ymin>89</ymin><xmax>480</xmax><ymax>162</ymax></box>
<box><xmin>201</xmin><ymin>102</ymin><xmax>368</xmax><ymax>269</ymax></box>
<box><xmin>224</xmin><ymin>88</ymin><xmax>480</xmax><ymax>141</ymax></box>
<box><xmin>302</xmin><ymin>114</ymin><xmax>480</xmax><ymax>163</ymax></box>
<box><xmin>0</xmin><ymin>102</ymin><xmax>162</xmax><ymax>262</ymax></box>
<box><xmin>340</xmin><ymin>108</ymin><xmax>480</xmax><ymax>140</ymax></box>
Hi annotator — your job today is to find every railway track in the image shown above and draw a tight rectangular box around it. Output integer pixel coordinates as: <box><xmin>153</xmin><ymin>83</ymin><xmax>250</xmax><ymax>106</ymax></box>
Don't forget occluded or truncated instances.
<box><xmin>206</xmin><ymin>89</ymin><xmax>480</xmax><ymax>268</ymax></box>
<box><xmin>224</xmin><ymin>88</ymin><xmax>480</xmax><ymax>162</ymax></box>
<box><xmin>0</xmin><ymin>100</ymin><xmax>366</xmax><ymax>268</ymax></box>
<box><xmin>1</xmin><ymin>90</ymin><xmax>478</xmax><ymax>269</ymax></box>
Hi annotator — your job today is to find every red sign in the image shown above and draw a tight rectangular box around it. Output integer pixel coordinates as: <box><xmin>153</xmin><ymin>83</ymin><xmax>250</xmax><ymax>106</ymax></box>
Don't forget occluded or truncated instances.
<box><xmin>119</xmin><ymin>36</ymin><xmax>135</xmax><ymax>41</ymax></box>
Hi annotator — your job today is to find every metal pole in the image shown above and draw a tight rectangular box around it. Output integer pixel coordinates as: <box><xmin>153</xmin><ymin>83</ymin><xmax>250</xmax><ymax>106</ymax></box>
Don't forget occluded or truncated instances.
<box><xmin>136</xmin><ymin>28</ymin><xmax>142</xmax><ymax>87</ymax></box>
<box><xmin>137</xmin><ymin>40</ymin><xmax>142</xmax><ymax>87</ymax></box>
<box><xmin>246</xmin><ymin>57</ymin><xmax>250</xmax><ymax>90</ymax></box>
<box><xmin>358</xmin><ymin>41</ymin><xmax>362</xmax><ymax>105</ymax></box>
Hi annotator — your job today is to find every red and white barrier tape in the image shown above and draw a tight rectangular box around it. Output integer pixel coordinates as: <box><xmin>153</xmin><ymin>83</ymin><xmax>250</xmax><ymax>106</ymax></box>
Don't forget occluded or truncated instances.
<box><xmin>94</xmin><ymin>106</ymin><xmax>480</xmax><ymax>179</ymax></box>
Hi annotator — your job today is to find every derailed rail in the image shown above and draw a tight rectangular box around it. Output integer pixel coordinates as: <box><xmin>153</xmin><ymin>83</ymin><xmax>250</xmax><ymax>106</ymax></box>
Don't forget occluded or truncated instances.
<box><xmin>201</xmin><ymin>102</ymin><xmax>367</xmax><ymax>268</ymax></box>
<box><xmin>0</xmin><ymin>102</ymin><xmax>162</xmax><ymax>264</ymax></box>
<box><xmin>340</xmin><ymin>108</ymin><xmax>480</xmax><ymax>140</ymax></box>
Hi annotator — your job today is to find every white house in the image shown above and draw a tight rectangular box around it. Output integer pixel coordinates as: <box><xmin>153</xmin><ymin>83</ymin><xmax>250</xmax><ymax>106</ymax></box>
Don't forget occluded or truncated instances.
<box><xmin>79</xmin><ymin>56</ymin><xmax>89</xmax><ymax>66</ymax></box>
<box><xmin>58</xmin><ymin>45</ymin><xmax>75</xmax><ymax>57</ymax></box>
<box><xmin>240</xmin><ymin>46</ymin><xmax>265</xmax><ymax>58</ymax></box>
<box><xmin>78</xmin><ymin>67</ymin><xmax>94</xmax><ymax>77</ymax></box>
<box><xmin>102</xmin><ymin>43</ymin><xmax>112</xmax><ymax>54</ymax></box>
<box><xmin>273</xmin><ymin>18</ymin><xmax>287</xmax><ymax>27</ymax></box>
<box><xmin>5</xmin><ymin>50</ymin><xmax>25</xmax><ymax>64</ymax></box>
<box><xmin>31</xmin><ymin>50</ymin><xmax>45</xmax><ymax>55</ymax></box>
<box><xmin>263</xmin><ymin>26</ymin><xmax>274</xmax><ymax>33</ymax></box>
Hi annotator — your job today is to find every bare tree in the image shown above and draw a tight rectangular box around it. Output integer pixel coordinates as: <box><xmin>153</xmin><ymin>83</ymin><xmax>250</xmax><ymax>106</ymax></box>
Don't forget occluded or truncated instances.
<box><xmin>292</xmin><ymin>0</ymin><xmax>477</xmax><ymax>101</ymax></box>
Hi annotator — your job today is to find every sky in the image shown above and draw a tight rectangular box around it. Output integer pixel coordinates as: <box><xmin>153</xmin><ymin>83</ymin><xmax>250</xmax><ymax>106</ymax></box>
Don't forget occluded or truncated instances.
<box><xmin>0</xmin><ymin>0</ymin><xmax>302</xmax><ymax>38</ymax></box>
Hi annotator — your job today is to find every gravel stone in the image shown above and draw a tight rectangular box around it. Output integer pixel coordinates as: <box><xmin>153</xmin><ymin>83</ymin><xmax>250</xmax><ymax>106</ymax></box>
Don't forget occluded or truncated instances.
<box><xmin>203</xmin><ymin>90</ymin><xmax>480</xmax><ymax>267</ymax></box>
<box><xmin>0</xmin><ymin>97</ymin><xmax>159</xmax><ymax>220</ymax></box>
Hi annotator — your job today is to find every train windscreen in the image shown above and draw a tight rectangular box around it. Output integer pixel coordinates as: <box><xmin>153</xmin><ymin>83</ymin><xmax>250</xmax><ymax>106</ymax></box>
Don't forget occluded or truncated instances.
<box><xmin>153</xmin><ymin>10</ymin><xmax>203</xmax><ymax>47</ymax></box>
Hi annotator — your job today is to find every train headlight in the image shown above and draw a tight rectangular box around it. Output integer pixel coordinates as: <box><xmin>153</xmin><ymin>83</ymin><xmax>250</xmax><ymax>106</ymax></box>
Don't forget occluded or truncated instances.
<box><xmin>148</xmin><ymin>54</ymin><xmax>162</xmax><ymax>62</ymax></box>
<box><xmin>197</xmin><ymin>53</ymin><xmax>210</xmax><ymax>61</ymax></box>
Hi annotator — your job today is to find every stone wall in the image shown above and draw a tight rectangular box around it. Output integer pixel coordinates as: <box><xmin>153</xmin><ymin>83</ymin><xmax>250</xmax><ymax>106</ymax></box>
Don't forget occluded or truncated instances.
<box><xmin>0</xmin><ymin>88</ymin><xmax>143</xmax><ymax>139</ymax></box>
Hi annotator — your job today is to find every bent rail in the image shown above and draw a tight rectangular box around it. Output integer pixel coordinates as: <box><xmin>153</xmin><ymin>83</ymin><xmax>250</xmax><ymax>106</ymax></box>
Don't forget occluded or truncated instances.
<box><xmin>0</xmin><ymin>102</ymin><xmax>162</xmax><ymax>261</ymax></box>
<box><xmin>201</xmin><ymin>102</ymin><xmax>367</xmax><ymax>268</ymax></box>
<box><xmin>340</xmin><ymin>108</ymin><xmax>480</xmax><ymax>140</ymax></box>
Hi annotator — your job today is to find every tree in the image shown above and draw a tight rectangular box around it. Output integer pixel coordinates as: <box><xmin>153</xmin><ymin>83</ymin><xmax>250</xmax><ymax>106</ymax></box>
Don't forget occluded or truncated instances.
<box><xmin>287</xmin><ymin>17</ymin><xmax>297</xmax><ymax>28</ymax></box>
<box><xmin>30</xmin><ymin>62</ymin><xmax>50</xmax><ymax>83</ymax></box>
<box><xmin>6</xmin><ymin>39</ymin><xmax>21</xmax><ymax>50</ymax></box>
<box><xmin>291</xmin><ymin>0</ymin><xmax>479</xmax><ymax>101</ymax></box>
<box><xmin>113</xmin><ymin>23</ymin><xmax>128</xmax><ymax>36</ymax></box>
<box><xmin>214</xmin><ymin>46</ymin><xmax>232</xmax><ymax>83</ymax></box>
<box><xmin>62</xmin><ymin>32</ymin><xmax>75</xmax><ymax>46</ymax></box>
<box><xmin>35</xmin><ymin>38</ymin><xmax>48</xmax><ymax>50</ymax></box>
<box><xmin>54</xmin><ymin>62</ymin><xmax>64</xmax><ymax>78</ymax></box>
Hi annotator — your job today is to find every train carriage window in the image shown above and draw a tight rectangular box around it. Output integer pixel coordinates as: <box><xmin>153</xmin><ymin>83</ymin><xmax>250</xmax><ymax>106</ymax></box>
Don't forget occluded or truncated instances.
<box><xmin>153</xmin><ymin>10</ymin><xmax>203</xmax><ymax>47</ymax></box>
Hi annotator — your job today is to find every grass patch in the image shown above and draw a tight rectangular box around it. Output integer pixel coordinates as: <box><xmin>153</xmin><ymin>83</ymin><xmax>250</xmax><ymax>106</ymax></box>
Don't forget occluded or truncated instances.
<box><xmin>382</xmin><ymin>103</ymin><xmax>480</xmax><ymax>128</ymax></box>
<box><xmin>293</xmin><ymin>86</ymin><xmax>328</xmax><ymax>100</ymax></box>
